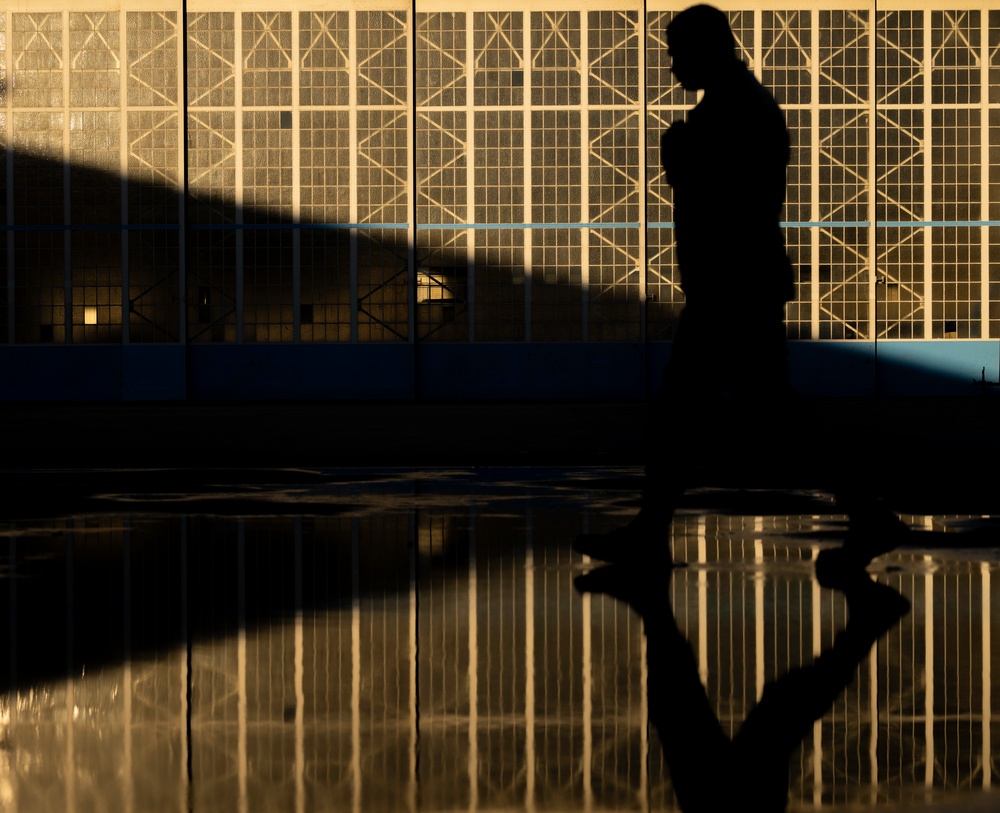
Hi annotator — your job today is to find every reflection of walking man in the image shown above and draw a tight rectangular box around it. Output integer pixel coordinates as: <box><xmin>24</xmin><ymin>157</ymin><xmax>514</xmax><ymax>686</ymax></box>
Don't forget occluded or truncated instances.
<box><xmin>578</xmin><ymin>4</ymin><xmax>796</xmax><ymax>559</ymax></box>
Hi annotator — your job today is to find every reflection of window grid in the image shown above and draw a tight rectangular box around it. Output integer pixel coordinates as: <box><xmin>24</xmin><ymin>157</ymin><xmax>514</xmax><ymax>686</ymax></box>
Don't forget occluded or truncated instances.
<box><xmin>932</xmin><ymin>227</ymin><xmax>980</xmax><ymax>339</ymax></box>
<box><xmin>300</xmin><ymin>230</ymin><xmax>350</xmax><ymax>343</ymax></box>
<box><xmin>299</xmin><ymin>11</ymin><xmax>349</xmax><ymax>107</ymax></box>
<box><xmin>69</xmin><ymin>11</ymin><xmax>120</xmax><ymax>108</ymax></box>
<box><xmin>242</xmin><ymin>11</ymin><xmax>292</xmax><ymax>108</ymax></box>
<box><xmin>473</xmin><ymin>11</ymin><xmax>523</xmax><ymax>108</ymax></box>
<box><xmin>531</xmin><ymin>12</ymin><xmax>580</xmax><ymax>107</ymax></box>
<box><xmin>244</xmin><ymin>229</ymin><xmax>294</xmax><ymax>343</ymax></box>
<box><xmin>877</xmin><ymin>227</ymin><xmax>923</xmax><ymax>339</ymax></box>
<box><xmin>14</xmin><ymin>233</ymin><xmax>65</xmax><ymax>344</ymax></box>
<box><xmin>72</xmin><ymin>232</ymin><xmax>122</xmax><ymax>343</ymax></box>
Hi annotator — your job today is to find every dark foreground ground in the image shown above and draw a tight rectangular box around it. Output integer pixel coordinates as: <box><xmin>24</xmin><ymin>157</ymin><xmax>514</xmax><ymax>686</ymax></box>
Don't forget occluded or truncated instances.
<box><xmin>0</xmin><ymin>396</ymin><xmax>997</xmax><ymax>518</ymax></box>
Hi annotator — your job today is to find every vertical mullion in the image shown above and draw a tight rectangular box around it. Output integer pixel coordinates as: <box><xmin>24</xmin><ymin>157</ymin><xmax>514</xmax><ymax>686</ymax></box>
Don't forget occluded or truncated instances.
<box><xmin>6</xmin><ymin>11</ymin><xmax>14</xmax><ymax>344</ymax></box>
<box><xmin>638</xmin><ymin>2</ymin><xmax>648</xmax><ymax>347</ymax></box>
<box><xmin>121</xmin><ymin>9</ymin><xmax>130</xmax><ymax>345</ymax></box>
<box><xmin>292</xmin><ymin>11</ymin><xmax>301</xmax><ymax>343</ymax></box>
<box><xmin>178</xmin><ymin>5</ymin><xmax>188</xmax><ymax>347</ymax></box>
<box><xmin>63</xmin><ymin>9</ymin><xmax>72</xmax><ymax>343</ymax></box>
<box><xmin>580</xmin><ymin>12</ymin><xmax>589</xmax><ymax>342</ymax></box>
<box><xmin>235</xmin><ymin>11</ymin><xmax>244</xmax><ymax>343</ymax></box>
<box><xmin>811</xmin><ymin>9</ymin><xmax>821</xmax><ymax>337</ymax></box>
<box><xmin>466</xmin><ymin>11</ymin><xmax>475</xmax><ymax>342</ymax></box>
<box><xmin>349</xmin><ymin>12</ymin><xmax>358</xmax><ymax>342</ymax></box>
<box><xmin>923</xmin><ymin>10</ymin><xmax>933</xmax><ymax>339</ymax></box>
<box><xmin>407</xmin><ymin>3</ymin><xmax>416</xmax><ymax>346</ymax></box>
<box><xmin>981</xmin><ymin>11</ymin><xmax>990</xmax><ymax>340</ymax></box>
<box><xmin>867</xmin><ymin>5</ymin><xmax>877</xmax><ymax>344</ymax></box>
<box><xmin>523</xmin><ymin>11</ymin><xmax>532</xmax><ymax>342</ymax></box>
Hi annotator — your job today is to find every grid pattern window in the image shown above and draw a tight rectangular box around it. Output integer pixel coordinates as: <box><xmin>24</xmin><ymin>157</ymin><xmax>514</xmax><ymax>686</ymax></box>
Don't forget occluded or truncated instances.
<box><xmin>2</xmin><ymin>3</ymin><xmax>999</xmax><ymax>353</ymax></box>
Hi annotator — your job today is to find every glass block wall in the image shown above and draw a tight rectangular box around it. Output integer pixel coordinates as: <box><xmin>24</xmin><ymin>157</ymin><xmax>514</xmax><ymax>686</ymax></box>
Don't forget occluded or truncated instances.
<box><xmin>2</xmin><ymin>2</ymin><xmax>998</xmax><ymax>346</ymax></box>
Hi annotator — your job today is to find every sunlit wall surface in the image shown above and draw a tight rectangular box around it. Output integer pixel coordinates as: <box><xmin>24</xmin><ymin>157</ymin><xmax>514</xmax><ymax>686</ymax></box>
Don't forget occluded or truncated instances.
<box><xmin>2</xmin><ymin>1</ymin><xmax>998</xmax><ymax>349</ymax></box>
<box><xmin>1</xmin><ymin>505</ymin><xmax>996</xmax><ymax>811</ymax></box>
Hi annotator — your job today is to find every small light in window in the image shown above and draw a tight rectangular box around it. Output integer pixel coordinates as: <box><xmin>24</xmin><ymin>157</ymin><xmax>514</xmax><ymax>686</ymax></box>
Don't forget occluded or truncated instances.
<box><xmin>84</xmin><ymin>306</ymin><xmax>98</xmax><ymax>325</ymax></box>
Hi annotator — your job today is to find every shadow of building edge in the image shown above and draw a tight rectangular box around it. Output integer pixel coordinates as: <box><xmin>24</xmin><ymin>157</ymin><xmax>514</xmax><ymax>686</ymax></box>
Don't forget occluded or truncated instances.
<box><xmin>1</xmin><ymin>149</ymin><xmax>997</xmax><ymax>400</ymax></box>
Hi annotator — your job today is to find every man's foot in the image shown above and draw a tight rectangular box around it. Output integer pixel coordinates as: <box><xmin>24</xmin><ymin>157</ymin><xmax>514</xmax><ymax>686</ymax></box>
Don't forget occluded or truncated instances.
<box><xmin>574</xmin><ymin>510</ymin><xmax>672</xmax><ymax>565</ymax></box>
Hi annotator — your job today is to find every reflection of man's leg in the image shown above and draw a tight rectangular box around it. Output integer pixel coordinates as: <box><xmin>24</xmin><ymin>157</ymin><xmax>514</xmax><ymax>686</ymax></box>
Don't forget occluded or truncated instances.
<box><xmin>730</xmin><ymin>576</ymin><xmax>910</xmax><ymax>803</ymax></box>
<box><xmin>574</xmin><ymin>565</ymin><xmax>731</xmax><ymax>811</ymax></box>
<box><xmin>644</xmin><ymin>613</ymin><xmax>734</xmax><ymax>813</ymax></box>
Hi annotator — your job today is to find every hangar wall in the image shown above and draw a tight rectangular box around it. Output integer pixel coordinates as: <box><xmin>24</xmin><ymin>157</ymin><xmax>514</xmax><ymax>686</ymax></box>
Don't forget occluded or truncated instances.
<box><xmin>2</xmin><ymin>2</ymin><xmax>998</xmax><ymax>398</ymax></box>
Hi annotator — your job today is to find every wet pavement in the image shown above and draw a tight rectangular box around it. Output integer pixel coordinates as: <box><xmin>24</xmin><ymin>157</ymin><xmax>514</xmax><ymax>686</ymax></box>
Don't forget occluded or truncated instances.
<box><xmin>0</xmin><ymin>461</ymin><xmax>998</xmax><ymax>812</ymax></box>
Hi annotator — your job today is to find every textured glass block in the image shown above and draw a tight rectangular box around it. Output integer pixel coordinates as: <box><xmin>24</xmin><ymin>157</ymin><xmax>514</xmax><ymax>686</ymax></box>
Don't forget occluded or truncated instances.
<box><xmin>530</xmin><ymin>11</ymin><xmax>580</xmax><ymax>107</ymax></box>
<box><xmin>417</xmin><ymin>12</ymin><xmax>466</xmax><ymax>108</ymax></box>
<box><xmin>762</xmin><ymin>10</ymin><xmax>810</xmax><ymax>107</ymax></box>
<box><xmin>931</xmin><ymin>10</ymin><xmax>980</xmax><ymax>105</ymax></box>
<box><xmin>187</xmin><ymin>12</ymin><xmax>234</xmax><ymax>107</ymax></box>
<box><xmin>473</xmin><ymin>11</ymin><xmax>523</xmax><ymax>107</ymax></box>
<box><xmin>417</xmin><ymin>111</ymin><xmax>467</xmax><ymax>226</ymax></box>
<box><xmin>300</xmin><ymin>111</ymin><xmax>350</xmax><ymax>224</ymax></box>
<box><xmin>128</xmin><ymin>111</ymin><xmax>181</xmax><ymax>225</ymax></box>
<box><xmin>819</xmin><ymin>10</ymin><xmax>868</xmax><ymax>105</ymax></box>
<box><xmin>127</xmin><ymin>11</ymin><xmax>178</xmax><ymax>106</ymax></box>
<box><xmin>299</xmin><ymin>11</ymin><xmax>349</xmax><ymax>107</ymax></box>
<box><xmin>13</xmin><ymin>13</ymin><xmax>63</xmax><ymax>108</ymax></box>
<box><xmin>243</xmin><ymin>11</ymin><xmax>292</xmax><ymax>107</ymax></box>
<box><xmin>877</xmin><ymin>10</ymin><xmax>923</xmax><ymax>106</ymax></box>
<box><xmin>69</xmin><ymin>11</ymin><xmax>120</xmax><ymax>107</ymax></box>
<box><xmin>588</xmin><ymin>10</ymin><xmax>638</xmax><ymax>106</ymax></box>
<box><xmin>356</xmin><ymin>10</ymin><xmax>408</xmax><ymax>107</ymax></box>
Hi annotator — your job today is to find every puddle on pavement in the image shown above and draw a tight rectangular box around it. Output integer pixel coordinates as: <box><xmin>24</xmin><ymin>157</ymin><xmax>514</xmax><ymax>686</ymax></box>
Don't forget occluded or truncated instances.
<box><xmin>0</xmin><ymin>468</ymin><xmax>996</xmax><ymax>812</ymax></box>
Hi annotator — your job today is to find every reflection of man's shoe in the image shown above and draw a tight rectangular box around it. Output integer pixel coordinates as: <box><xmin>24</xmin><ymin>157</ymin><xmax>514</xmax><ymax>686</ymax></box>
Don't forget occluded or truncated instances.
<box><xmin>817</xmin><ymin>504</ymin><xmax>910</xmax><ymax>588</ymax></box>
<box><xmin>841</xmin><ymin>573</ymin><xmax>911</xmax><ymax>637</ymax></box>
<box><xmin>573</xmin><ymin>509</ymin><xmax>673</xmax><ymax>565</ymax></box>
<box><xmin>573</xmin><ymin>563</ymin><xmax>666</xmax><ymax>618</ymax></box>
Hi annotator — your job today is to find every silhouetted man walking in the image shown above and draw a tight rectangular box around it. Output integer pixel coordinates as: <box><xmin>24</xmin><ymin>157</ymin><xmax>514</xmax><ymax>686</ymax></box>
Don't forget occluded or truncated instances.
<box><xmin>577</xmin><ymin>5</ymin><xmax>795</xmax><ymax>560</ymax></box>
<box><xmin>577</xmin><ymin>4</ymin><xmax>906</xmax><ymax>573</ymax></box>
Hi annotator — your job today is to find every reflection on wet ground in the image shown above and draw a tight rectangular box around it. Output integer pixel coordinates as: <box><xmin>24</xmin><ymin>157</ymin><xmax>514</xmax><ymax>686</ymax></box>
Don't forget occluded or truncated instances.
<box><xmin>0</xmin><ymin>468</ymin><xmax>997</xmax><ymax>812</ymax></box>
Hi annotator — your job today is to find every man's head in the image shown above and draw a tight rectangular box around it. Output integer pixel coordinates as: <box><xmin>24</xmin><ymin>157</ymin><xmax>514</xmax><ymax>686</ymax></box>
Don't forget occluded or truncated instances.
<box><xmin>666</xmin><ymin>5</ymin><xmax>739</xmax><ymax>91</ymax></box>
